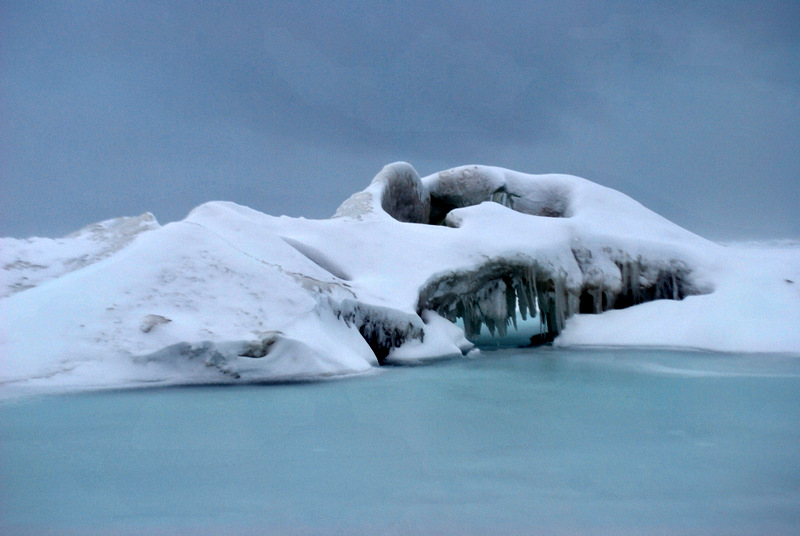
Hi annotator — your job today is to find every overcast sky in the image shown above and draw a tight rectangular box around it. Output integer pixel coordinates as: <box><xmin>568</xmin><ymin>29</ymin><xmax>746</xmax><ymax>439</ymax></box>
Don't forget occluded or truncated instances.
<box><xmin>2</xmin><ymin>1</ymin><xmax>798</xmax><ymax>239</ymax></box>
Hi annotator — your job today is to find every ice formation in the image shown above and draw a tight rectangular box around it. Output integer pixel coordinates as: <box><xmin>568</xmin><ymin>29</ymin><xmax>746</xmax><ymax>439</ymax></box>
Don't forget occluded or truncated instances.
<box><xmin>2</xmin><ymin>163</ymin><xmax>799</xmax><ymax>397</ymax></box>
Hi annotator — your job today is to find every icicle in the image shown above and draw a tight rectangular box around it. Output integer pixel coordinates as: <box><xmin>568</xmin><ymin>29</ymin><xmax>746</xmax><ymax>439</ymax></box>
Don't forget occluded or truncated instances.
<box><xmin>528</xmin><ymin>266</ymin><xmax>538</xmax><ymax>319</ymax></box>
<box><xmin>536</xmin><ymin>284</ymin><xmax>549</xmax><ymax>334</ymax></box>
<box><xmin>506</xmin><ymin>281</ymin><xmax>517</xmax><ymax>331</ymax></box>
<box><xmin>672</xmin><ymin>272</ymin><xmax>678</xmax><ymax>301</ymax></box>
<box><xmin>621</xmin><ymin>263</ymin><xmax>628</xmax><ymax>297</ymax></box>
<box><xmin>486</xmin><ymin>316</ymin><xmax>496</xmax><ymax>337</ymax></box>
<box><xmin>568</xmin><ymin>291</ymin><xmax>580</xmax><ymax>318</ymax></box>
<box><xmin>553</xmin><ymin>277</ymin><xmax>566</xmax><ymax>333</ymax></box>
<box><xmin>631</xmin><ymin>262</ymin><xmax>641</xmax><ymax>304</ymax></box>
<box><xmin>491</xmin><ymin>191</ymin><xmax>510</xmax><ymax>207</ymax></box>
<box><xmin>487</xmin><ymin>280</ymin><xmax>507</xmax><ymax>338</ymax></box>
<box><xmin>464</xmin><ymin>301</ymin><xmax>480</xmax><ymax>339</ymax></box>
<box><xmin>462</xmin><ymin>299</ymin><xmax>473</xmax><ymax>339</ymax></box>
<box><xmin>469</xmin><ymin>297</ymin><xmax>481</xmax><ymax>339</ymax></box>
<box><xmin>517</xmin><ymin>277</ymin><xmax>529</xmax><ymax>321</ymax></box>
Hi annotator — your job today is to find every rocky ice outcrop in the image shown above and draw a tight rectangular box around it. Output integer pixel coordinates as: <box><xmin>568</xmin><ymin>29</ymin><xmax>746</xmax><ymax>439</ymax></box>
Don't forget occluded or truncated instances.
<box><xmin>342</xmin><ymin>162</ymin><xmax>577</xmax><ymax>226</ymax></box>
<box><xmin>2</xmin><ymin>162</ymin><xmax>798</xmax><ymax>396</ymax></box>
<box><xmin>344</xmin><ymin>163</ymin><xmax>707</xmax><ymax>342</ymax></box>
<box><xmin>334</xmin><ymin>162</ymin><xmax>430</xmax><ymax>223</ymax></box>
<box><xmin>426</xmin><ymin>165</ymin><xmax>571</xmax><ymax>223</ymax></box>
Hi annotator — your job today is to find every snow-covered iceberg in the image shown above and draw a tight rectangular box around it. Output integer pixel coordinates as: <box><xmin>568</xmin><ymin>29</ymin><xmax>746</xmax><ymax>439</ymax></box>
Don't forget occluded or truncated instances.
<box><xmin>2</xmin><ymin>163</ymin><xmax>799</xmax><ymax>396</ymax></box>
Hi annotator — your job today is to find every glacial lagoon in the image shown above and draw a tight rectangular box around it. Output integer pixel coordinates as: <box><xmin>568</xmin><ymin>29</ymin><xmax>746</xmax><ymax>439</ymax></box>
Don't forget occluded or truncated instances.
<box><xmin>2</xmin><ymin>347</ymin><xmax>799</xmax><ymax>535</ymax></box>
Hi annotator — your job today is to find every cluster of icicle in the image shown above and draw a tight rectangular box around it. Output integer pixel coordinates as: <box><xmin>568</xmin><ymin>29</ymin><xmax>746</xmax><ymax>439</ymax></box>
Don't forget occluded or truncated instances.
<box><xmin>418</xmin><ymin>258</ymin><xmax>696</xmax><ymax>343</ymax></box>
<box><xmin>419</xmin><ymin>264</ymin><xmax>551</xmax><ymax>340</ymax></box>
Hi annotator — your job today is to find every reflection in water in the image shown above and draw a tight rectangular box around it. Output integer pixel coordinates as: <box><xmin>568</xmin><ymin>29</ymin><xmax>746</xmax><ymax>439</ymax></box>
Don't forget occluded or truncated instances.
<box><xmin>1</xmin><ymin>348</ymin><xmax>799</xmax><ymax>535</ymax></box>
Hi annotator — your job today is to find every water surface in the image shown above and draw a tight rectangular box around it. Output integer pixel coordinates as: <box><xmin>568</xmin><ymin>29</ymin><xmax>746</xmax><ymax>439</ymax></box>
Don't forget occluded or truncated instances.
<box><xmin>2</xmin><ymin>348</ymin><xmax>799</xmax><ymax>535</ymax></box>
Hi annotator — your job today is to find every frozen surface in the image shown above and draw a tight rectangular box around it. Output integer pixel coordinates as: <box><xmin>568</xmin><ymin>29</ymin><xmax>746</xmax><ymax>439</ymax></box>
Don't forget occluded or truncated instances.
<box><xmin>2</xmin><ymin>163</ymin><xmax>799</xmax><ymax>397</ymax></box>
<box><xmin>2</xmin><ymin>348</ymin><xmax>799</xmax><ymax>535</ymax></box>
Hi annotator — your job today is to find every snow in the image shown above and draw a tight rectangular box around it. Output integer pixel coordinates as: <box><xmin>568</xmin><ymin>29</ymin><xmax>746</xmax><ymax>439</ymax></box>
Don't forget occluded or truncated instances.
<box><xmin>0</xmin><ymin>213</ymin><xmax>158</xmax><ymax>298</ymax></box>
<box><xmin>2</xmin><ymin>163</ymin><xmax>798</xmax><ymax>397</ymax></box>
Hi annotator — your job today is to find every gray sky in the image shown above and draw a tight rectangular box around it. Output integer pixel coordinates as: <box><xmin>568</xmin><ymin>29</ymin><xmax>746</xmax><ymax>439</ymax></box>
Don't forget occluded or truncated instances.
<box><xmin>2</xmin><ymin>1</ymin><xmax>798</xmax><ymax>239</ymax></box>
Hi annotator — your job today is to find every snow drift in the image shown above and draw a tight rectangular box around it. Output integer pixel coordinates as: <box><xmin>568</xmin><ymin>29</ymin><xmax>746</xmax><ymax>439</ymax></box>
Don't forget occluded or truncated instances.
<box><xmin>2</xmin><ymin>163</ymin><xmax>799</xmax><ymax>397</ymax></box>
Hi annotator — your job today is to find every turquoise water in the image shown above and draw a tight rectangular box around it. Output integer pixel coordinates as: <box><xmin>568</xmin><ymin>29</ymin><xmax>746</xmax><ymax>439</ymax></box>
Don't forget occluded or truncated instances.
<box><xmin>2</xmin><ymin>348</ymin><xmax>799</xmax><ymax>535</ymax></box>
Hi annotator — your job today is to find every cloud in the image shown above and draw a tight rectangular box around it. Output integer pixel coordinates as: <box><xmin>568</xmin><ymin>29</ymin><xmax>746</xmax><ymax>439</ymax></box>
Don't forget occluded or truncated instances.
<box><xmin>1</xmin><ymin>1</ymin><xmax>798</xmax><ymax>239</ymax></box>
<box><xmin>213</xmin><ymin>17</ymin><xmax>598</xmax><ymax>158</ymax></box>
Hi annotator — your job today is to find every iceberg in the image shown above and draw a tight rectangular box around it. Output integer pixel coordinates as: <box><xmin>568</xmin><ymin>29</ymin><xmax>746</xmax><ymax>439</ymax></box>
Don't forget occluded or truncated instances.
<box><xmin>2</xmin><ymin>163</ymin><xmax>799</xmax><ymax>396</ymax></box>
